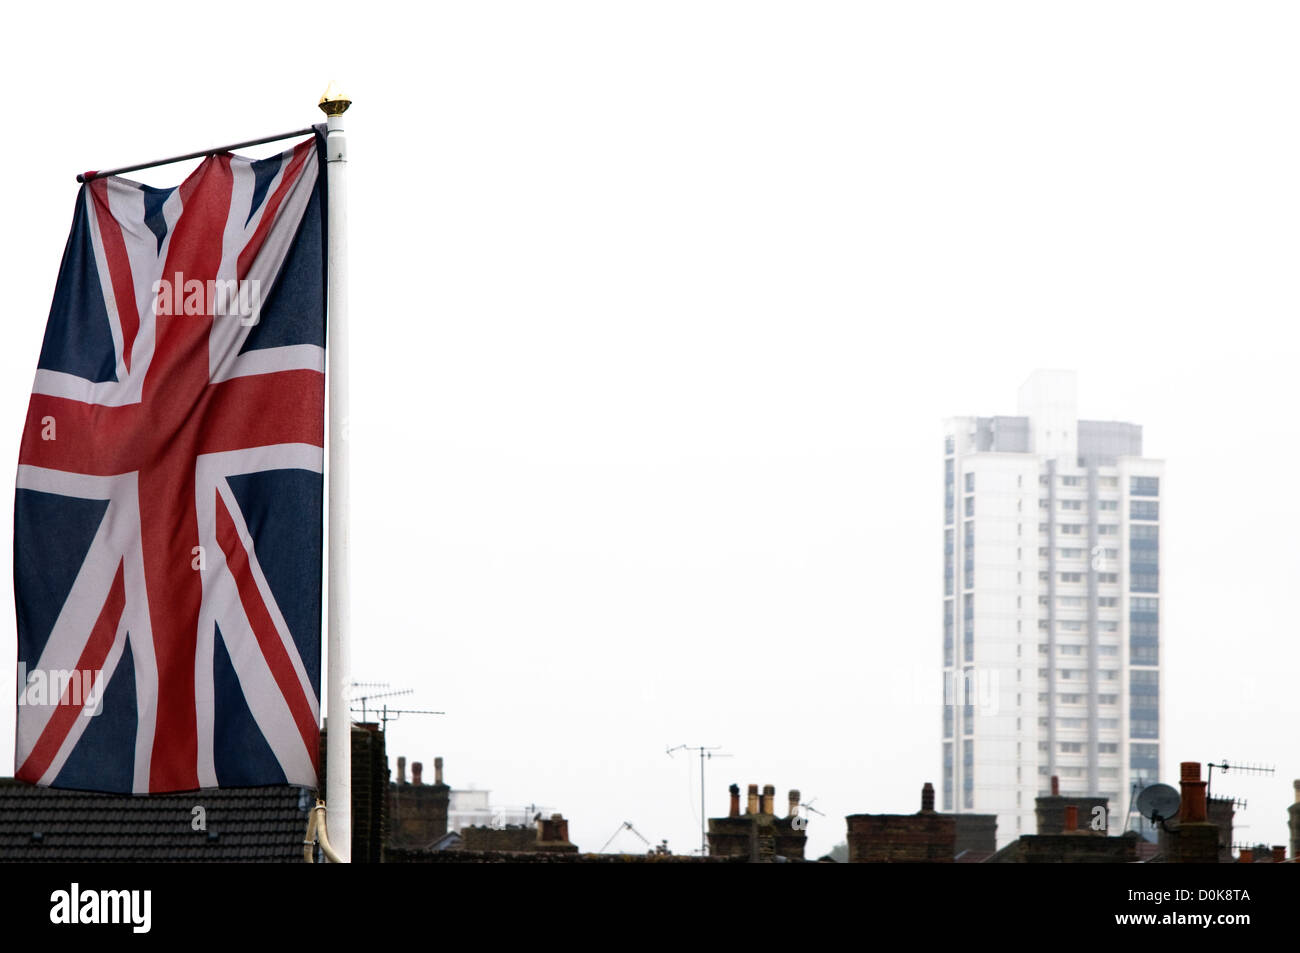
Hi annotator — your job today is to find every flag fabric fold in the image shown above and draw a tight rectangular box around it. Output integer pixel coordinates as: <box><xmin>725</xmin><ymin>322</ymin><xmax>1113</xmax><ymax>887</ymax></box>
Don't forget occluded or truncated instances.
<box><xmin>14</xmin><ymin>129</ymin><xmax>327</xmax><ymax>793</ymax></box>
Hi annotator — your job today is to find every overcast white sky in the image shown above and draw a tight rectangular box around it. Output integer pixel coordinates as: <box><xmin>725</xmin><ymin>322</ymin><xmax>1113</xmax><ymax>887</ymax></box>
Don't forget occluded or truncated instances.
<box><xmin>2</xmin><ymin>2</ymin><xmax>1298</xmax><ymax>858</ymax></box>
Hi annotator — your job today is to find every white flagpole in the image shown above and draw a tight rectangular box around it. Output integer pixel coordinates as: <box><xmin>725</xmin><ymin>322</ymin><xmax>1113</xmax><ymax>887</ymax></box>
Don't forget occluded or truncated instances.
<box><xmin>320</xmin><ymin>82</ymin><xmax>352</xmax><ymax>862</ymax></box>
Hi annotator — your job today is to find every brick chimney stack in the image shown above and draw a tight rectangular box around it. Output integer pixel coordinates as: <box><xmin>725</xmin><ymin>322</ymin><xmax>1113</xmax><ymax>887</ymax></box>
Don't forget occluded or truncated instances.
<box><xmin>1180</xmin><ymin>762</ymin><xmax>1207</xmax><ymax>823</ymax></box>
<box><xmin>1240</xmin><ymin>848</ymin><xmax>1254</xmax><ymax>864</ymax></box>
<box><xmin>920</xmin><ymin>782</ymin><xmax>935</xmax><ymax>814</ymax></box>
<box><xmin>543</xmin><ymin>813</ymin><xmax>569</xmax><ymax>844</ymax></box>
<box><xmin>387</xmin><ymin>757</ymin><xmax>451</xmax><ymax>851</ymax></box>
<box><xmin>1168</xmin><ymin>761</ymin><xmax>1218</xmax><ymax>863</ymax></box>
<box><xmin>1272</xmin><ymin>846</ymin><xmax>1286</xmax><ymax>863</ymax></box>
<box><xmin>1035</xmin><ymin>778</ymin><xmax>1107</xmax><ymax>835</ymax></box>
<box><xmin>1291</xmin><ymin>781</ymin><xmax>1300</xmax><ymax>862</ymax></box>
<box><xmin>708</xmin><ymin>782</ymin><xmax>808</xmax><ymax>861</ymax></box>
<box><xmin>434</xmin><ymin>757</ymin><xmax>443</xmax><ymax>785</ymax></box>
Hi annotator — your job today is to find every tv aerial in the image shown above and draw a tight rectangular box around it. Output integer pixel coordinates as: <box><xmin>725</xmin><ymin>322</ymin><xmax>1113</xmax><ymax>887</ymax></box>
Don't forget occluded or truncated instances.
<box><xmin>666</xmin><ymin>744</ymin><xmax>731</xmax><ymax>856</ymax></box>
<box><xmin>801</xmin><ymin>797</ymin><xmax>827</xmax><ymax>818</ymax></box>
<box><xmin>1206</xmin><ymin>760</ymin><xmax>1273</xmax><ymax>800</ymax></box>
<box><xmin>1135</xmin><ymin>783</ymin><xmax>1181</xmax><ymax>831</ymax></box>
<box><xmin>599</xmin><ymin>821</ymin><xmax>666</xmax><ymax>855</ymax></box>
<box><xmin>350</xmin><ymin>681</ymin><xmax>444</xmax><ymax>729</ymax></box>
<box><xmin>351</xmin><ymin>685</ymin><xmax>411</xmax><ymax>721</ymax></box>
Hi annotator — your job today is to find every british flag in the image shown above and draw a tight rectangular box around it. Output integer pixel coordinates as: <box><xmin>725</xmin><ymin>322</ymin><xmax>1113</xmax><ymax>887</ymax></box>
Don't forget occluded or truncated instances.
<box><xmin>14</xmin><ymin>130</ymin><xmax>327</xmax><ymax>793</ymax></box>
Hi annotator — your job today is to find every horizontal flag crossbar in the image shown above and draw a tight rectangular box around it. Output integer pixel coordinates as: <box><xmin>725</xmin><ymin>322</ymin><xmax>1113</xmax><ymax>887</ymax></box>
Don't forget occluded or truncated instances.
<box><xmin>77</xmin><ymin>128</ymin><xmax>318</xmax><ymax>183</ymax></box>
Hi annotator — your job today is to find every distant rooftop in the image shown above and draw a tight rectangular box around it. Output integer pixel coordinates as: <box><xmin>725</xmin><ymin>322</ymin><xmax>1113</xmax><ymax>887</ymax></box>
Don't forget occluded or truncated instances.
<box><xmin>954</xmin><ymin>371</ymin><xmax>1144</xmax><ymax>465</ymax></box>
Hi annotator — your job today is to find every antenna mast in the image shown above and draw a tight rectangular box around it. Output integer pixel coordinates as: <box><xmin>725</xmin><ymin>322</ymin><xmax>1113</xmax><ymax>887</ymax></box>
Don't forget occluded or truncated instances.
<box><xmin>666</xmin><ymin>744</ymin><xmax>731</xmax><ymax>855</ymax></box>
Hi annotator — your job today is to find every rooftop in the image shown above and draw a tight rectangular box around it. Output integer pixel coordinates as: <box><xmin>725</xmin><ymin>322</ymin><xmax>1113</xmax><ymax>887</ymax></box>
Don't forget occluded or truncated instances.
<box><xmin>0</xmin><ymin>778</ymin><xmax>311</xmax><ymax>863</ymax></box>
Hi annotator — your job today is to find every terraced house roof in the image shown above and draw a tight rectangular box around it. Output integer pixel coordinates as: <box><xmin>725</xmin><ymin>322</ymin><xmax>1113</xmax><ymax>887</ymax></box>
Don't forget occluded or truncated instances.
<box><xmin>0</xmin><ymin>778</ymin><xmax>311</xmax><ymax>862</ymax></box>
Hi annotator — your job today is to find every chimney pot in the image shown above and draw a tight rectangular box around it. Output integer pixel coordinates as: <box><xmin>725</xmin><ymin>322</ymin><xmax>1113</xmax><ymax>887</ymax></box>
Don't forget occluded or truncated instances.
<box><xmin>761</xmin><ymin>784</ymin><xmax>776</xmax><ymax>815</ymax></box>
<box><xmin>411</xmin><ymin>761</ymin><xmax>423</xmax><ymax>786</ymax></box>
<box><xmin>1063</xmin><ymin>804</ymin><xmax>1078</xmax><ymax>832</ymax></box>
<box><xmin>397</xmin><ymin>756</ymin><xmax>407</xmax><ymax>785</ymax></box>
<box><xmin>729</xmin><ymin>784</ymin><xmax>741</xmax><ymax>819</ymax></box>
<box><xmin>1050</xmin><ymin>775</ymin><xmax>1060</xmax><ymax>796</ymax></box>
<box><xmin>747</xmin><ymin>784</ymin><xmax>759</xmax><ymax>815</ymax></box>
<box><xmin>1179</xmin><ymin>761</ymin><xmax>1207</xmax><ymax>824</ymax></box>
<box><xmin>920</xmin><ymin>782</ymin><xmax>935</xmax><ymax>813</ymax></box>
<box><xmin>1272</xmin><ymin>846</ymin><xmax>1286</xmax><ymax>864</ymax></box>
<box><xmin>1293</xmin><ymin>779</ymin><xmax>1300</xmax><ymax>805</ymax></box>
<box><xmin>788</xmin><ymin>789</ymin><xmax>801</xmax><ymax>818</ymax></box>
<box><xmin>434</xmin><ymin>756</ymin><xmax>444</xmax><ymax>786</ymax></box>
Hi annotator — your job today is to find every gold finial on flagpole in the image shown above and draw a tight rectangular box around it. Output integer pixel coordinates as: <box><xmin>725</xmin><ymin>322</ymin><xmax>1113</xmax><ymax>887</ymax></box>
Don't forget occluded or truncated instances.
<box><xmin>319</xmin><ymin>81</ymin><xmax>352</xmax><ymax>116</ymax></box>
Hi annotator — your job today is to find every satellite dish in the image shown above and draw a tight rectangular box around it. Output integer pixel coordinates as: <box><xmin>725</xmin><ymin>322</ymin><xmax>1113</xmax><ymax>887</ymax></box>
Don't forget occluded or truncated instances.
<box><xmin>1136</xmin><ymin>783</ymin><xmax>1181</xmax><ymax>823</ymax></box>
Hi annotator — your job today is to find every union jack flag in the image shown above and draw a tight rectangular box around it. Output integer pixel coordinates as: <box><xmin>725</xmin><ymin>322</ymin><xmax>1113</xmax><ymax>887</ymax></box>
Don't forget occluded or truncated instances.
<box><xmin>14</xmin><ymin>130</ymin><xmax>327</xmax><ymax>793</ymax></box>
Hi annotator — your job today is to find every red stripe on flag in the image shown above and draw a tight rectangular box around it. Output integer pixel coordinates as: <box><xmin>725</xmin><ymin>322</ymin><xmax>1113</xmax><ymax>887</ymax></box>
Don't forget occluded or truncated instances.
<box><xmin>88</xmin><ymin>180</ymin><xmax>141</xmax><ymax>373</ymax></box>
<box><xmin>141</xmin><ymin>154</ymin><xmax>234</xmax><ymax>793</ymax></box>
<box><xmin>214</xmin><ymin>490</ymin><xmax>319</xmax><ymax>775</ymax></box>
<box><xmin>199</xmin><ymin>370</ymin><xmax>324</xmax><ymax>454</ymax></box>
<box><xmin>17</xmin><ymin>561</ymin><xmax>127</xmax><ymax>784</ymax></box>
<box><xmin>236</xmin><ymin>139</ymin><xmax>314</xmax><ymax>279</ymax></box>
<box><xmin>19</xmin><ymin>395</ymin><xmax>139</xmax><ymax>476</ymax></box>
